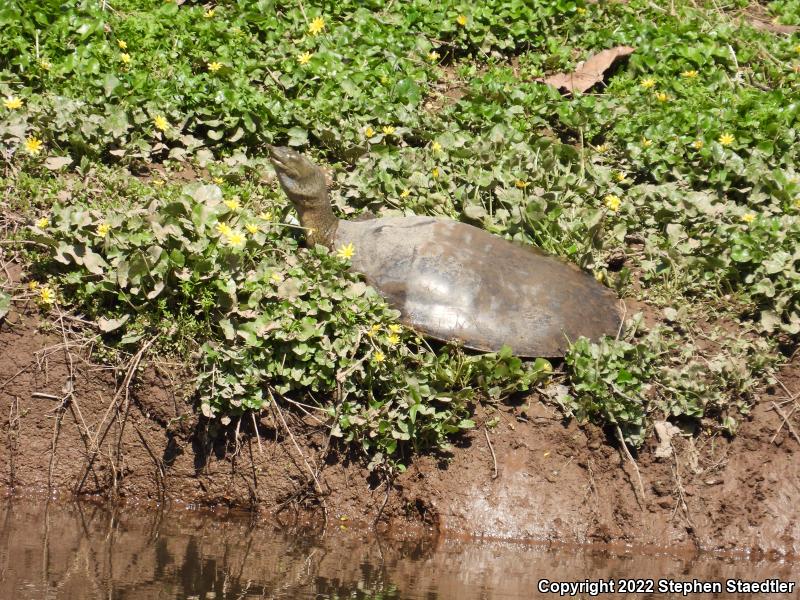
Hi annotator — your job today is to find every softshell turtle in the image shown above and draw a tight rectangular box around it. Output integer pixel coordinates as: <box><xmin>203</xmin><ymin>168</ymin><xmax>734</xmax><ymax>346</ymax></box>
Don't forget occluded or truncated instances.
<box><xmin>268</xmin><ymin>146</ymin><xmax>621</xmax><ymax>357</ymax></box>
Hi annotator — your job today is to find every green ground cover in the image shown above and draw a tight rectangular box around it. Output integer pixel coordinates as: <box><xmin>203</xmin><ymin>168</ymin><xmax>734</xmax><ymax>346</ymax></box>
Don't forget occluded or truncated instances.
<box><xmin>1</xmin><ymin>0</ymin><xmax>798</xmax><ymax>466</ymax></box>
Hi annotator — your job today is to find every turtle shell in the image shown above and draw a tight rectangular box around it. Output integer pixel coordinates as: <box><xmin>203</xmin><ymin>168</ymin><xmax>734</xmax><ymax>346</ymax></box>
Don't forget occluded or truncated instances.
<box><xmin>335</xmin><ymin>216</ymin><xmax>621</xmax><ymax>357</ymax></box>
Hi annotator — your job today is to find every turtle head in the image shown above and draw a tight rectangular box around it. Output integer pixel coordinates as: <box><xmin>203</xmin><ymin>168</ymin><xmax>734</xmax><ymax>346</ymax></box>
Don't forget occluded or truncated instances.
<box><xmin>268</xmin><ymin>145</ymin><xmax>328</xmax><ymax>209</ymax></box>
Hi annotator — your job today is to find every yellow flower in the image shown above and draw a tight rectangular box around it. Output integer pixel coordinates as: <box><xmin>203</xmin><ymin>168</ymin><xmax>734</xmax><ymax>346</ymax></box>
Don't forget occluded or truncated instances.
<box><xmin>208</xmin><ymin>61</ymin><xmax>222</xmax><ymax>72</ymax></box>
<box><xmin>39</xmin><ymin>59</ymin><xmax>51</xmax><ymax>70</ymax></box>
<box><xmin>35</xmin><ymin>217</ymin><xmax>50</xmax><ymax>229</ymax></box>
<box><xmin>432</xmin><ymin>167</ymin><xmax>439</xmax><ymax>178</ymax></box>
<box><xmin>258</xmin><ymin>211</ymin><xmax>273</xmax><ymax>221</ymax></box>
<box><xmin>431</xmin><ymin>141</ymin><xmax>442</xmax><ymax>152</ymax></box>
<box><xmin>367</xmin><ymin>324</ymin><xmax>381</xmax><ymax>336</ymax></box>
<box><xmin>642</xmin><ymin>138</ymin><xmax>653</xmax><ymax>148</ymax></box>
<box><xmin>97</xmin><ymin>222</ymin><xmax>111</xmax><ymax>236</ymax></box>
<box><xmin>692</xmin><ymin>140</ymin><xmax>704</xmax><ymax>150</ymax></box>
<box><xmin>39</xmin><ymin>286</ymin><xmax>55</xmax><ymax>306</ymax></box>
<box><xmin>270</xmin><ymin>272</ymin><xmax>283</xmax><ymax>283</ymax></box>
<box><xmin>595</xmin><ymin>143</ymin><xmax>609</xmax><ymax>153</ymax></box>
<box><xmin>576</xmin><ymin>7</ymin><xmax>587</xmax><ymax>14</ymax></box>
<box><xmin>117</xmin><ymin>40</ymin><xmax>127</xmax><ymax>49</ymax></box>
<box><xmin>224</xmin><ymin>198</ymin><xmax>240</xmax><ymax>211</ymax></box>
<box><xmin>153</xmin><ymin>179</ymin><xmax>165</xmax><ymax>187</ymax></box>
<box><xmin>718</xmin><ymin>133</ymin><xmax>735</xmax><ymax>146</ymax></box>
<box><xmin>364</xmin><ymin>125</ymin><xmax>375</xmax><ymax>138</ymax></box>
<box><xmin>740</xmin><ymin>213</ymin><xmax>755</xmax><ymax>224</ymax></box>
<box><xmin>456</xmin><ymin>15</ymin><xmax>467</xmax><ymax>26</ymax></box>
<box><xmin>613</xmin><ymin>171</ymin><xmax>627</xmax><ymax>183</ymax></box>
<box><xmin>655</xmin><ymin>92</ymin><xmax>668</xmax><ymax>102</ymax></box>
<box><xmin>226</xmin><ymin>231</ymin><xmax>245</xmax><ymax>248</ymax></box>
<box><xmin>245</xmin><ymin>223</ymin><xmax>259</xmax><ymax>235</ymax></box>
<box><xmin>120</xmin><ymin>53</ymin><xmax>131</xmax><ymax>64</ymax></box>
<box><xmin>4</xmin><ymin>96</ymin><xmax>23</xmax><ymax>110</ymax></box>
<box><xmin>382</xmin><ymin>125</ymin><xmax>396</xmax><ymax>135</ymax></box>
<box><xmin>427</xmin><ymin>51</ymin><xmax>440</xmax><ymax>62</ymax></box>
<box><xmin>604</xmin><ymin>194</ymin><xmax>621</xmax><ymax>212</ymax></box>
<box><xmin>681</xmin><ymin>69</ymin><xmax>698</xmax><ymax>78</ymax></box>
<box><xmin>153</xmin><ymin>115</ymin><xmax>169</xmax><ymax>131</ymax></box>
<box><xmin>515</xmin><ymin>179</ymin><xmax>528</xmax><ymax>189</ymax></box>
<box><xmin>400</xmin><ymin>189</ymin><xmax>411</xmax><ymax>198</ymax></box>
<box><xmin>640</xmin><ymin>78</ymin><xmax>656</xmax><ymax>89</ymax></box>
<box><xmin>28</xmin><ymin>281</ymin><xmax>39</xmax><ymax>290</ymax></box>
<box><xmin>387</xmin><ymin>334</ymin><xmax>400</xmax><ymax>346</ymax></box>
<box><xmin>24</xmin><ymin>137</ymin><xmax>43</xmax><ymax>155</ymax></box>
<box><xmin>215</xmin><ymin>222</ymin><xmax>233</xmax><ymax>236</ymax></box>
<box><xmin>794</xmin><ymin>44</ymin><xmax>800</xmax><ymax>53</ymax></box>
<box><xmin>204</xmin><ymin>9</ymin><xmax>215</xmax><ymax>18</ymax></box>
<box><xmin>336</xmin><ymin>242</ymin><xmax>355</xmax><ymax>259</ymax></box>
<box><xmin>373</xmin><ymin>350</ymin><xmax>386</xmax><ymax>363</ymax></box>
<box><xmin>388</xmin><ymin>324</ymin><xmax>402</xmax><ymax>334</ymax></box>
<box><xmin>213</xmin><ymin>176</ymin><xmax>224</xmax><ymax>184</ymax></box>
<box><xmin>308</xmin><ymin>16</ymin><xmax>325</xmax><ymax>35</ymax></box>
<box><xmin>794</xmin><ymin>197</ymin><xmax>800</xmax><ymax>209</ymax></box>
<box><xmin>298</xmin><ymin>51</ymin><xmax>313</xmax><ymax>65</ymax></box>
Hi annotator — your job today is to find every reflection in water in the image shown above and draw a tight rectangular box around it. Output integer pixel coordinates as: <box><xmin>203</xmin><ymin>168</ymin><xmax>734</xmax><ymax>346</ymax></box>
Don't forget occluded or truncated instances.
<box><xmin>0</xmin><ymin>499</ymin><xmax>797</xmax><ymax>599</ymax></box>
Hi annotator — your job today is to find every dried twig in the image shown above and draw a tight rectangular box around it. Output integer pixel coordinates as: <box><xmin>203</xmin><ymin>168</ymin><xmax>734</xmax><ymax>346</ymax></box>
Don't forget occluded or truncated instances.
<box><xmin>484</xmin><ymin>427</ymin><xmax>498</xmax><ymax>479</ymax></box>
<box><xmin>770</xmin><ymin>402</ymin><xmax>800</xmax><ymax>446</ymax></box>
<box><xmin>616</xmin><ymin>425</ymin><xmax>646</xmax><ymax>511</ymax></box>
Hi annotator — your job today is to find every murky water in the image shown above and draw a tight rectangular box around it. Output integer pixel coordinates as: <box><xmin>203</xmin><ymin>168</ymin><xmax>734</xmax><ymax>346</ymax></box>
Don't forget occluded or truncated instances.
<box><xmin>1</xmin><ymin>500</ymin><xmax>798</xmax><ymax>599</ymax></box>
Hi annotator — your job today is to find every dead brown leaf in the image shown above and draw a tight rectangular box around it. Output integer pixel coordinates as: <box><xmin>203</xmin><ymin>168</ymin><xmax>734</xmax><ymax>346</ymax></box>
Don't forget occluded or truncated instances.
<box><xmin>537</xmin><ymin>46</ymin><xmax>635</xmax><ymax>94</ymax></box>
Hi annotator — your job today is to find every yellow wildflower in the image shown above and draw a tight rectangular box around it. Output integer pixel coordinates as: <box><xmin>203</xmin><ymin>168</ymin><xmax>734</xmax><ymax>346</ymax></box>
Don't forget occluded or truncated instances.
<box><xmin>595</xmin><ymin>143</ymin><xmax>609</xmax><ymax>153</ymax></box>
<box><xmin>382</xmin><ymin>125</ymin><xmax>396</xmax><ymax>135</ymax></box>
<box><xmin>246</xmin><ymin>223</ymin><xmax>259</xmax><ymax>235</ymax></box>
<box><xmin>604</xmin><ymin>194</ymin><xmax>621</xmax><ymax>212</ymax></box>
<box><xmin>640</xmin><ymin>78</ymin><xmax>656</xmax><ymax>89</ymax></box>
<box><xmin>258</xmin><ymin>211</ymin><xmax>272</xmax><ymax>221</ymax></box>
<box><xmin>364</xmin><ymin>125</ymin><xmax>375</xmax><ymax>138</ymax></box>
<box><xmin>431</xmin><ymin>141</ymin><xmax>442</xmax><ymax>152</ymax></box>
<box><xmin>456</xmin><ymin>15</ymin><xmax>467</xmax><ymax>26</ymax></box>
<box><xmin>215</xmin><ymin>222</ymin><xmax>233</xmax><ymax>236</ymax></box>
<box><xmin>39</xmin><ymin>286</ymin><xmax>55</xmax><ymax>306</ymax></box>
<box><xmin>308</xmin><ymin>16</ymin><xmax>325</xmax><ymax>35</ymax></box>
<box><xmin>794</xmin><ymin>44</ymin><xmax>800</xmax><ymax>53</ymax></box>
<box><xmin>681</xmin><ymin>69</ymin><xmax>698</xmax><ymax>78</ymax></box>
<box><xmin>692</xmin><ymin>140</ymin><xmax>704</xmax><ymax>150</ymax></box>
<box><xmin>432</xmin><ymin>167</ymin><xmax>439</xmax><ymax>178</ymax></box>
<box><xmin>208</xmin><ymin>61</ymin><xmax>222</xmax><ymax>72</ymax></box>
<box><xmin>614</xmin><ymin>172</ymin><xmax>627</xmax><ymax>183</ymax></box>
<box><xmin>427</xmin><ymin>51</ymin><xmax>440</xmax><ymax>63</ymax></box>
<box><xmin>4</xmin><ymin>96</ymin><xmax>23</xmax><ymax>110</ymax></box>
<box><xmin>226</xmin><ymin>231</ymin><xmax>245</xmax><ymax>248</ymax></box>
<box><xmin>387</xmin><ymin>334</ymin><xmax>400</xmax><ymax>346</ymax></box>
<box><xmin>120</xmin><ymin>53</ymin><xmax>131</xmax><ymax>64</ymax></box>
<box><xmin>97</xmin><ymin>222</ymin><xmax>111</xmax><ymax>236</ymax></box>
<box><xmin>642</xmin><ymin>138</ymin><xmax>653</xmax><ymax>148</ymax></box>
<box><xmin>515</xmin><ymin>179</ymin><xmax>528</xmax><ymax>189</ymax></box>
<box><xmin>28</xmin><ymin>281</ymin><xmax>39</xmax><ymax>290</ymax></box>
<box><xmin>388</xmin><ymin>324</ymin><xmax>402</xmax><ymax>334</ymax></box>
<box><xmin>224</xmin><ymin>198</ymin><xmax>240</xmax><ymax>211</ymax></box>
<box><xmin>204</xmin><ymin>9</ymin><xmax>215</xmax><ymax>18</ymax></box>
<box><xmin>298</xmin><ymin>51</ymin><xmax>313</xmax><ymax>65</ymax></box>
<box><xmin>24</xmin><ymin>137</ymin><xmax>43</xmax><ymax>155</ymax></box>
<box><xmin>153</xmin><ymin>179</ymin><xmax>165</xmax><ymax>187</ymax></box>
<box><xmin>576</xmin><ymin>7</ymin><xmax>587</xmax><ymax>14</ymax></box>
<box><xmin>39</xmin><ymin>59</ymin><xmax>51</xmax><ymax>70</ymax></box>
<box><xmin>400</xmin><ymin>189</ymin><xmax>411</xmax><ymax>198</ymax></box>
<box><xmin>367</xmin><ymin>324</ymin><xmax>381</xmax><ymax>336</ymax></box>
<box><xmin>153</xmin><ymin>115</ymin><xmax>169</xmax><ymax>131</ymax></box>
<box><xmin>741</xmin><ymin>213</ymin><xmax>755</xmax><ymax>224</ymax></box>
<box><xmin>373</xmin><ymin>350</ymin><xmax>386</xmax><ymax>363</ymax></box>
<box><xmin>117</xmin><ymin>40</ymin><xmax>127</xmax><ymax>49</ymax></box>
<box><xmin>213</xmin><ymin>176</ymin><xmax>224</xmax><ymax>184</ymax></box>
<box><xmin>35</xmin><ymin>217</ymin><xmax>50</xmax><ymax>229</ymax></box>
<box><xmin>718</xmin><ymin>133</ymin><xmax>735</xmax><ymax>146</ymax></box>
<box><xmin>270</xmin><ymin>272</ymin><xmax>283</xmax><ymax>283</ymax></box>
<box><xmin>655</xmin><ymin>92</ymin><xmax>668</xmax><ymax>102</ymax></box>
<box><xmin>336</xmin><ymin>242</ymin><xmax>355</xmax><ymax>259</ymax></box>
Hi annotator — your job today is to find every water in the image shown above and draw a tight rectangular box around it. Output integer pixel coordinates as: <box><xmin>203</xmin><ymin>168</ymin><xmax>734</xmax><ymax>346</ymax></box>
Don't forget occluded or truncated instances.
<box><xmin>1</xmin><ymin>499</ymin><xmax>797</xmax><ymax>599</ymax></box>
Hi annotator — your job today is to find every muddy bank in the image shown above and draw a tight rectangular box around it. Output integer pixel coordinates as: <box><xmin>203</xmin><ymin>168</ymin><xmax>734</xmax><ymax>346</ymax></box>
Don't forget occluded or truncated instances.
<box><xmin>1</xmin><ymin>306</ymin><xmax>799</xmax><ymax>556</ymax></box>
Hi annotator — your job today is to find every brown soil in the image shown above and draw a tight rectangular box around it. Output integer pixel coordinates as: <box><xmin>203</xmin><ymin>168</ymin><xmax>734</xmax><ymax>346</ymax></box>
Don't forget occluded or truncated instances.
<box><xmin>2</xmin><ymin>295</ymin><xmax>799</xmax><ymax>557</ymax></box>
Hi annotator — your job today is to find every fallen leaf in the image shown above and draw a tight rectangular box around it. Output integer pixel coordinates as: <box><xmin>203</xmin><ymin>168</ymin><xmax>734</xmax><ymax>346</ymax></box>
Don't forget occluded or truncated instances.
<box><xmin>44</xmin><ymin>156</ymin><xmax>72</xmax><ymax>170</ymax></box>
<box><xmin>538</xmin><ymin>46</ymin><xmax>635</xmax><ymax>94</ymax></box>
